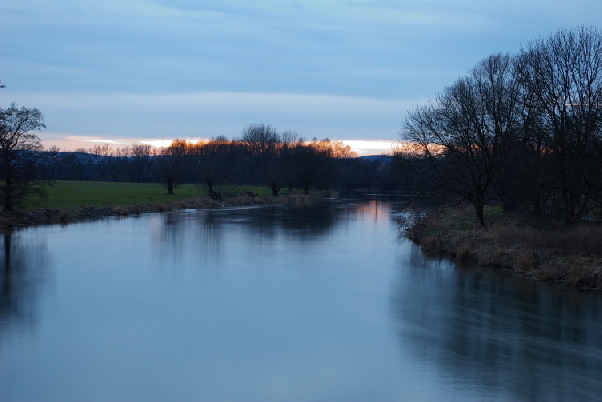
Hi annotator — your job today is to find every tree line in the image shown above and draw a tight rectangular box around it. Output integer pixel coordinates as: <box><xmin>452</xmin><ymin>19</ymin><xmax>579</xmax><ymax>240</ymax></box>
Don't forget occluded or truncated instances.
<box><xmin>397</xmin><ymin>26</ymin><xmax>602</xmax><ymax>225</ymax></box>
<box><xmin>0</xmin><ymin>98</ymin><xmax>399</xmax><ymax>210</ymax></box>
<box><xmin>42</xmin><ymin>125</ymin><xmax>395</xmax><ymax>196</ymax></box>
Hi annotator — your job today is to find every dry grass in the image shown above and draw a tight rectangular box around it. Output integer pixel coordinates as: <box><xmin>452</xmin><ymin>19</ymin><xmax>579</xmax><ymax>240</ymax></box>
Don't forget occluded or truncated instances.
<box><xmin>407</xmin><ymin>205</ymin><xmax>602</xmax><ymax>290</ymax></box>
<box><xmin>534</xmin><ymin>227</ymin><xmax>602</xmax><ymax>257</ymax></box>
<box><xmin>112</xmin><ymin>207</ymin><xmax>129</xmax><ymax>216</ymax></box>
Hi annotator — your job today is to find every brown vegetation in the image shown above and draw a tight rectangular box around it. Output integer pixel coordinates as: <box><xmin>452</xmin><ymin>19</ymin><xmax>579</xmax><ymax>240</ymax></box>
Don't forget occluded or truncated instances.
<box><xmin>405</xmin><ymin>205</ymin><xmax>602</xmax><ymax>290</ymax></box>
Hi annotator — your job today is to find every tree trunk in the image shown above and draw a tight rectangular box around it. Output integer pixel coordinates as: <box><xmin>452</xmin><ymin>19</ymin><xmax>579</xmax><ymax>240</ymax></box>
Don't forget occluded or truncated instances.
<box><xmin>4</xmin><ymin>179</ymin><xmax>12</xmax><ymax>211</ymax></box>
<box><xmin>473</xmin><ymin>200</ymin><xmax>485</xmax><ymax>227</ymax></box>
<box><xmin>167</xmin><ymin>177</ymin><xmax>174</xmax><ymax>195</ymax></box>
<box><xmin>304</xmin><ymin>183</ymin><xmax>310</xmax><ymax>195</ymax></box>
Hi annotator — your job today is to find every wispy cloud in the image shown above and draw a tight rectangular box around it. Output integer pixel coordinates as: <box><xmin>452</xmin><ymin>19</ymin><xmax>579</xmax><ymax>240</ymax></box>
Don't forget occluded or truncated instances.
<box><xmin>7</xmin><ymin>91</ymin><xmax>415</xmax><ymax>146</ymax></box>
<box><xmin>2</xmin><ymin>0</ymin><xmax>601</xmax><ymax>152</ymax></box>
<box><xmin>6</xmin><ymin>0</ymin><xmax>597</xmax><ymax>97</ymax></box>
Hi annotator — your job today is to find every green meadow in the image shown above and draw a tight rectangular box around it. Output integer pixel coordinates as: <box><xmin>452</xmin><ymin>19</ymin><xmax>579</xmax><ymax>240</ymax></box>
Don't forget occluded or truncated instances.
<box><xmin>25</xmin><ymin>181</ymin><xmax>271</xmax><ymax>209</ymax></box>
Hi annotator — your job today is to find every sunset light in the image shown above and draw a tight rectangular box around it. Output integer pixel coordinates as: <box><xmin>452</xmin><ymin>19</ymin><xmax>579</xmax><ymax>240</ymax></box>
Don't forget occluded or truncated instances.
<box><xmin>43</xmin><ymin>136</ymin><xmax>398</xmax><ymax>157</ymax></box>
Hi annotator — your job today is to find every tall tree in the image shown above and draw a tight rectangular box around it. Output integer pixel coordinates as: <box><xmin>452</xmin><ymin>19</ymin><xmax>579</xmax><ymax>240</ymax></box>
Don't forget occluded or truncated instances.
<box><xmin>195</xmin><ymin>137</ymin><xmax>233</xmax><ymax>194</ymax></box>
<box><xmin>400</xmin><ymin>54</ymin><xmax>520</xmax><ymax>225</ymax></box>
<box><xmin>90</xmin><ymin>144</ymin><xmax>113</xmax><ymax>181</ymax></box>
<box><xmin>45</xmin><ymin>145</ymin><xmax>61</xmax><ymax>180</ymax></box>
<box><xmin>242</xmin><ymin>124</ymin><xmax>284</xmax><ymax>195</ymax></box>
<box><xmin>130</xmin><ymin>144</ymin><xmax>155</xmax><ymax>183</ymax></box>
<box><xmin>108</xmin><ymin>146</ymin><xmax>131</xmax><ymax>182</ymax></box>
<box><xmin>0</xmin><ymin>103</ymin><xmax>46</xmax><ymax>210</ymax></box>
<box><xmin>156</xmin><ymin>139</ymin><xmax>188</xmax><ymax>195</ymax></box>
<box><xmin>290</xmin><ymin>139</ymin><xmax>334</xmax><ymax>194</ymax></box>
<box><xmin>516</xmin><ymin>26</ymin><xmax>602</xmax><ymax>223</ymax></box>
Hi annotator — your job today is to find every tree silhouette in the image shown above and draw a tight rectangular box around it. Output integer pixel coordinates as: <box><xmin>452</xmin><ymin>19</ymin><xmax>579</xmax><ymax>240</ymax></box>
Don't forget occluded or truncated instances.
<box><xmin>0</xmin><ymin>103</ymin><xmax>47</xmax><ymax>210</ymax></box>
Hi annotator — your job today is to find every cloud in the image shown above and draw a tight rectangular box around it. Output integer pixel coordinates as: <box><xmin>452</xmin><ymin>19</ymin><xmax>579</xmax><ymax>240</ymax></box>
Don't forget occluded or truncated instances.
<box><xmin>3</xmin><ymin>0</ymin><xmax>601</xmax><ymax>156</ymax></box>
<box><xmin>7</xmin><ymin>90</ymin><xmax>415</xmax><ymax>145</ymax></box>
<box><xmin>7</xmin><ymin>0</ymin><xmax>598</xmax><ymax>99</ymax></box>
<box><xmin>85</xmin><ymin>139</ymin><xmax>126</xmax><ymax>145</ymax></box>
<box><xmin>342</xmin><ymin>140</ymin><xmax>398</xmax><ymax>156</ymax></box>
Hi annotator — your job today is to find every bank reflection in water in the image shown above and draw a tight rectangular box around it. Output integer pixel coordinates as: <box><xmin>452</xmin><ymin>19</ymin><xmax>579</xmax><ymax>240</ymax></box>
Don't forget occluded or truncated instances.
<box><xmin>148</xmin><ymin>201</ymin><xmax>393</xmax><ymax>274</ymax></box>
<box><xmin>153</xmin><ymin>202</ymin><xmax>342</xmax><ymax>251</ymax></box>
<box><xmin>0</xmin><ymin>231</ymin><xmax>49</xmax><ymax>337</ymax></box>
<box><xmin>391</xmin><ymin>247</ymin><xmax>602</xmax><ymax>401</ymax></box>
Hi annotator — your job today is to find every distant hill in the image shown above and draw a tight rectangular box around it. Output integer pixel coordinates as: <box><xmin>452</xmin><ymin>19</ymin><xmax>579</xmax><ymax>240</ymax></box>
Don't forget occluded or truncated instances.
<box><xmin>359</xmin><ymin>155</ymin><xmax>393</xmax><ymax>164</ymax></box>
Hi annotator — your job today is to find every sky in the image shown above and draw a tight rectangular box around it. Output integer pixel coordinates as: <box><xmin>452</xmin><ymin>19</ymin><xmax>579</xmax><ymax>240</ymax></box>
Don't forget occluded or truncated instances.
<box><xmin>1</xmin><ymin>0</ymin><xmax>601</xmax><ymax>155</ymax></box>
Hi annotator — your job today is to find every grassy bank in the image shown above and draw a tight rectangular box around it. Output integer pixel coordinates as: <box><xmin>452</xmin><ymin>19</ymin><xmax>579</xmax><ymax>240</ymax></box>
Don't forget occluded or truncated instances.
<box><xmin>405</xmin><ymin>205</ymin><xmax>602</xmax><ymax>290</ymax></box>
<box><xmin>24</xmin><ymin>181</ymin><xmax>273</xmax><ymax>209</ymax></box>
<box><xmin>0</xmin><ymin>181</ymin><xmax>332</xmax><ymax>230</ymax></box>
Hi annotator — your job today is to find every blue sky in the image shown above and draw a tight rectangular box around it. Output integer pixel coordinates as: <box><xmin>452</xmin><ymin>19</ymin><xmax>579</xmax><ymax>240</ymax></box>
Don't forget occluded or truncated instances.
<box><xmin>1</xmin><ymin>0</ymin><xmax>601</xmax><ymax>154</ymax></box>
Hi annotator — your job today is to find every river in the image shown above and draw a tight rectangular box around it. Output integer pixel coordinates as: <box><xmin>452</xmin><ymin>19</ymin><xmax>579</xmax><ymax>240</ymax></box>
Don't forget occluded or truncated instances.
<box><xmin>1</xmin><ymin>196</ymin><xmax>601</xmax><ymax>401</ymax></box>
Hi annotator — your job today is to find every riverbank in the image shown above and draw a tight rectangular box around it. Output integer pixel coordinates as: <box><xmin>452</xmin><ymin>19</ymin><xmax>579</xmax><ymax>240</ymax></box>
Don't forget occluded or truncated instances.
<box><xmin>405</xmin><ymin>205</ymin><xmax>602</xmax><ymax>291</ymax></box>
<box><xmin>0</xmin><ymin>191</ymin><xmax>336</xmax><ymax>231</ymax></box>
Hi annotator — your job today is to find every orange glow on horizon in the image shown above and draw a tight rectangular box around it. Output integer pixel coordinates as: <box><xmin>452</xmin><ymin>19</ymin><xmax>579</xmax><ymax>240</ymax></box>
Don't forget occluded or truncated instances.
<box><xmin>42</xmin><ymin>135</ymin><xmax>398</xmax><ymax>156</ymax></box>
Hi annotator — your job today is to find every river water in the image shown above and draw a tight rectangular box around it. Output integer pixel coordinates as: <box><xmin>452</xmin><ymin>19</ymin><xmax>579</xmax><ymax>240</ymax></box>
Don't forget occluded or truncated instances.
<box><xmin>1</xmin><ymin>197</ymin><xmax>601</xmax><ymax>401</ymax></box>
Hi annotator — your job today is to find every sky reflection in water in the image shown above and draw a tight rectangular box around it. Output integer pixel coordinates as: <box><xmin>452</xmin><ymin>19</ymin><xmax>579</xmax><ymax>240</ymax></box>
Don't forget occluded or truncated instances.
<box><xmin>1</xmin><ymin>197</ymin><xmax>601</xmax><ymax>401</ymax></box>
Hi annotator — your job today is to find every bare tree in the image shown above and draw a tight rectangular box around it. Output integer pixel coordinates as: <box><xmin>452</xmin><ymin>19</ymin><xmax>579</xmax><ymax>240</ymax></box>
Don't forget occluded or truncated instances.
<box><xmin>0</xmin><ymin>103</ymin><xmax>47</xmax><ymax>210</ymax></box>
<box><xmin>90</xmin><ymin>144</ymin><xmax>113</xmax><ymax>181</ymax></box>
<box><xmin>106</xmin><ymin>146</ymin><xmax>130</xmax><ymax>182</ymax></box>
<box><xmin>194</xmin><ymin>137</ymin><xmax>233</xmax><ymax>194</ymax></box>
<box><xmin>156</xmin><ymin>139</ymin><xmax>188</xmax><ymax>194</ymax></box>
<box><xmin>242</xmin><ymin>123</ymin><xmax>279</xmax><ymax>157</ymax></box>
<box><xmin>290</xmin><ymin>139</ymin><xmax>334</xmax><ymax>194</ymax></box>
<box><xmin>45</xmin><ymin>145</ymin><xmax>61</xmax><ymax>180</ymax></box>
<box><xmin>401</xmin><ymin>54</ymin><xmax>520</xmax><ymax>225</ymax></box>
<box><xmin>516</xmin><ymin>26</ymin><xmax>602</xmax><ymax>223</ymax></box>
<box><xmin>242</xmin><ymin>124</ymin><xmax>284</xmax><ymax>195</ymax></box>
<box><xmin>130</xmin><ymin>144</ymin><xmax>155</xmax><ymax>182</ymax></box>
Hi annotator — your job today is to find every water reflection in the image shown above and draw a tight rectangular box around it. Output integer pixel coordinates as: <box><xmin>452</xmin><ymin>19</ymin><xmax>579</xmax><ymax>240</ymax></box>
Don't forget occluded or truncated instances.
<box><xmin>219</xmin><ymin>203</ymin><xmax>339</xmax><ymax>240</ymax></box>
<box><xmin>391</xmin><ymin>248</ymin><xmax>602</xmax><ymax>401</ymax></box>
<box><xmin>153</xmin><ymin>202</ymin><xmax>341</xmax><ymax>254</ymax></box>
<box><xmin>0</xmin><ymin>231</ymin><xmax>49</xmax><ymax>337</ymax></box>
<box><xmin>3</xmin><ymin>198</ymin><xmax>602</xmax><ymax>401</ymax></box>
<box><xmin>150</xmin><ymin>200</ymin><xmax>390</xmax><ymax>275</ymax></box>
